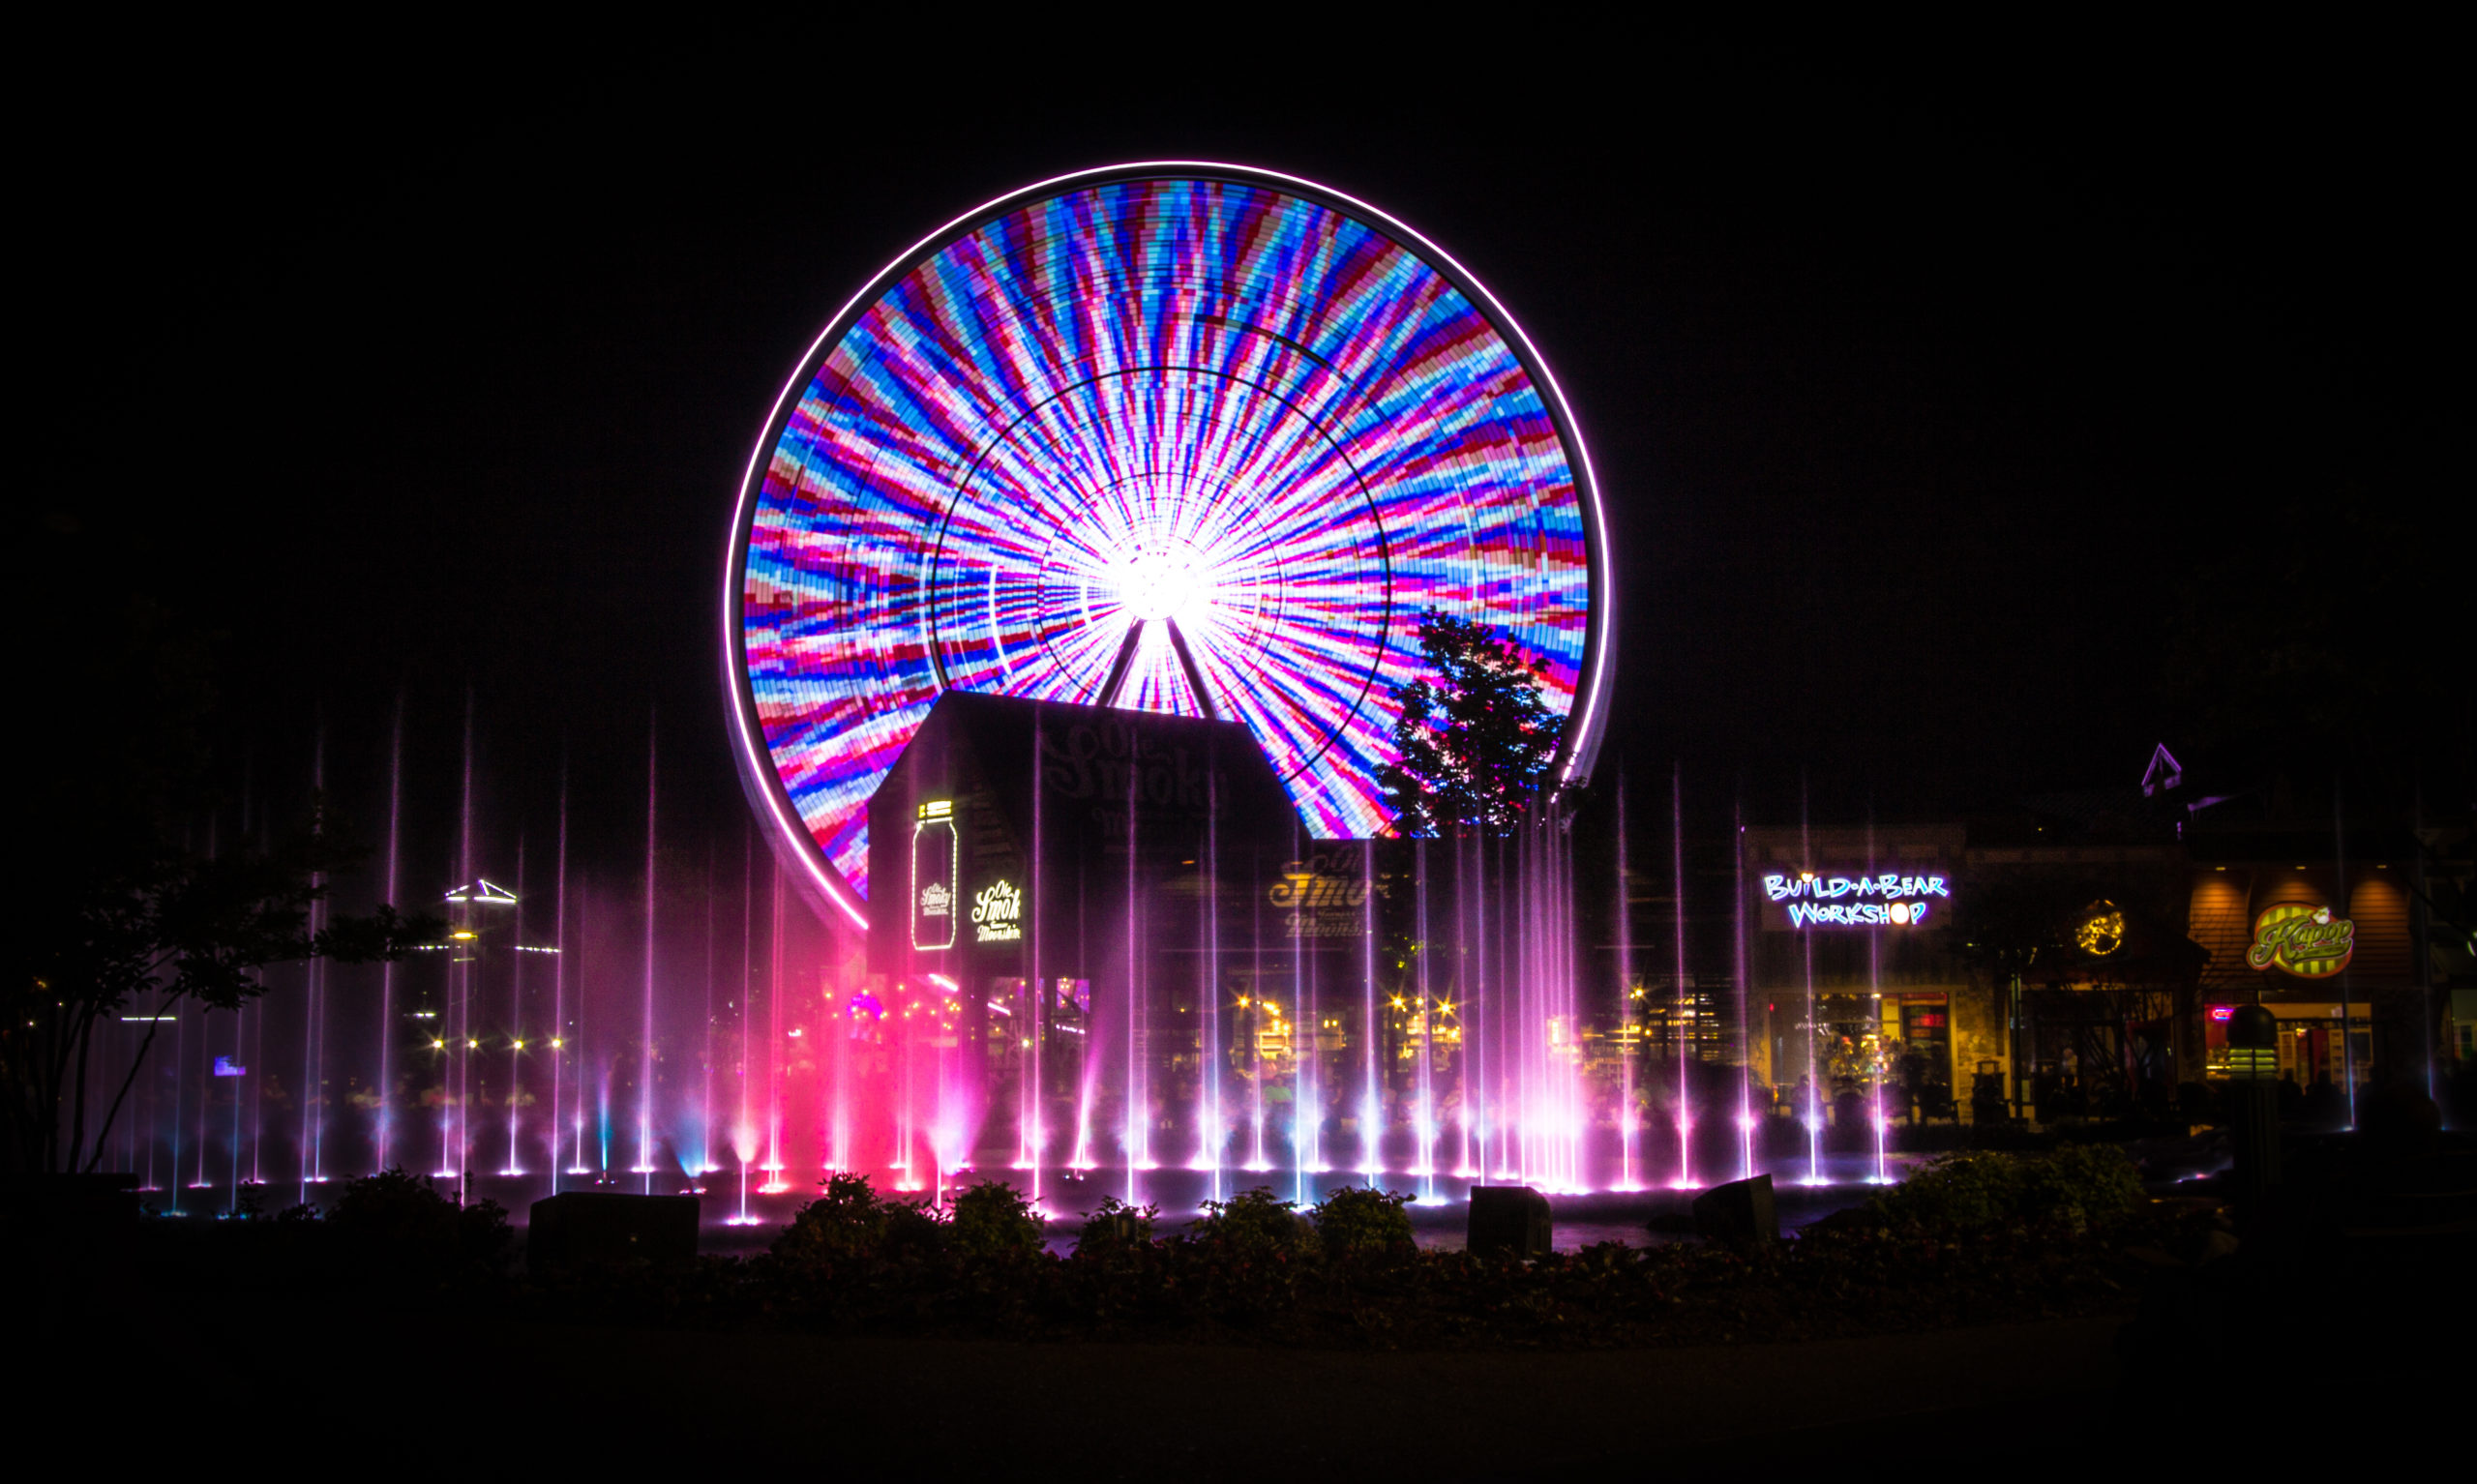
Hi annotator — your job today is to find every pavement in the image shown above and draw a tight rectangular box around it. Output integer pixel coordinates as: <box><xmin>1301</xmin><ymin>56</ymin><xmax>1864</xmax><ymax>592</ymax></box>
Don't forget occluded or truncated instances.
<box><xmin>50</xmin><ymin>1294</ymin><xmax>2153</xmax><ymax>1470</ymax></box>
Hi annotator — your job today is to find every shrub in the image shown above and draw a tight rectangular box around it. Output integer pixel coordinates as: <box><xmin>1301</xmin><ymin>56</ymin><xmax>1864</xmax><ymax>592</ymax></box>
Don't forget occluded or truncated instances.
<box><xmin>1195</xmin><ymin>1186</ymin><xmax>1311</xmax><ymax>1260</ymax></box>
<box><xmin>949</xmin><ymin>1180</ymin><xmax>1042</xmax><ymax>1259</ymax></box>
<box><xmin>322</xmin><ymin>1167</ymin><xmax>511</xmax><ymax>1275</ymax></box>
<box><xmin>1073</xmin><ymin>1195</ymin><xmax>1158</xmax><ymax>1257</ymax></box>
<box><xmin>1309</xmin><ymin>1186</ymin><xmax>1414</xmax><ymax>1259</ymax></box>
<box><xmin>2017</xmin><ymin>1143</ymin><xmax>2144</xmax><ymax>1229</ymax></box>
<box><xmin>775</xmin><ymin>1172</ymin><xmax>930</xmax><ymax>1264</ymax></box>
<box><xmin>1868</xmin><ymin>1145</ymin><xmax>2142</xmax><ymax>1232</ymax></box>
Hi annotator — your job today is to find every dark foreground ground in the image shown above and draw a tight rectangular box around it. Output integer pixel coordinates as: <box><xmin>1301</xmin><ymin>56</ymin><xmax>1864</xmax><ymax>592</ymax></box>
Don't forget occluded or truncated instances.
<box><xmin>40</xmin><ymin>1289</ymin><xmax>2432</xmax><ymax>1472</ymax></box>
<box><xmin>50</xmin><ymin>1288</ymin><xmax>2125</xmax><ymax>1469</ymax></box>
<box><xmin>25</xmin><ymin>1130</ymin><xmax>2462</xmax><ymax>1470</ymax></box>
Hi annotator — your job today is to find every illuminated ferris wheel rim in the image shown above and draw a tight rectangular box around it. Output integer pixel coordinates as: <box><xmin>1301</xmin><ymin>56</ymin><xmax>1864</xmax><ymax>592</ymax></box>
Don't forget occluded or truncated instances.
<box><xmin>723</xmin><ymin>161</ymin><xmax>1615</xmax><ymax>932</ymax></box>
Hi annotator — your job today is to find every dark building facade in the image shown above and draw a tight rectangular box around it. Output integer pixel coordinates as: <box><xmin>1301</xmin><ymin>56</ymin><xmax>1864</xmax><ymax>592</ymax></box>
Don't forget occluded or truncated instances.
<box><xmin>863</xmin><ymin>692</ymin><xmax>1385</xmax><ymax>1164</ymax></box>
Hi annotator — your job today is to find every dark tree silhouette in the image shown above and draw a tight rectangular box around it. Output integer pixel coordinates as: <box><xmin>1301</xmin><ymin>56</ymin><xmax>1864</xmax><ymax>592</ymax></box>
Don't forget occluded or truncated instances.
<box><xmin>7</xmin><ymin>519</ymin><xmax>436</xmax><ymax>1173</ymax></box>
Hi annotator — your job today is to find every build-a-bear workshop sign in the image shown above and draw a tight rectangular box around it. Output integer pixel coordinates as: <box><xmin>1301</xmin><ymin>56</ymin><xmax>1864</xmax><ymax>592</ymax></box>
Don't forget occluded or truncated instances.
<box><xmin>1760</xmin><ymin>871</ymin><xmax>1952</xmax><ymax>930</ymax></box>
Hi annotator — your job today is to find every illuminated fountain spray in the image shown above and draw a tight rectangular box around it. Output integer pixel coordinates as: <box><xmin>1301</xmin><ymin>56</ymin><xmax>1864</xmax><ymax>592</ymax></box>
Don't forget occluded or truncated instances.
<box><xmin>1241</xmin><ymin>852</ymin><xmax>1267</xmax><ymax>1174</ymax></box>
<box><xmin>760</xmin><ymin>862</ymin><xmax>787</xmax><ymax>1193</ymax></box>
<box><xmin>1121</xmin><ymin>772</ymin><xmax>1148</xmax><ymax>1203</ymax></box>
<box><xmin>167</xmin><ymin>1010</ymin><xmax>187</xmax><ymax>1214</ymax></box>
<box><xmin>1290</xmin><ymin>823</ymin><xmax>1320</xmax><ymax>1202</ymax></box>
<box><xmin>568</xmin><ymin>882</ymin><xmax>594</xmax><ymax>1180</ymax></box>
<box><xmin>225</xmin><ymin>1002</ymin><xmax>244</xmax><ymax>1213</ymax></box>
<box><xmin>248</xmin><ymin>922</ymin><xmax>264</xmax><ymax>1190</ymax></box>
<box><xmin>374</xmin><ymin>697</ymin><xmax>403</xmax><ymax>1172</ymax></box>
<box><xmin>1193</xmin><ymin>793</ymin><xmax>1225</xmax><ymax>1202</ymax></box>
<box><xmin>501</xmin><ymin>838</ymin><xmax>526</xmax><ymax>1179</ymax></box>
<box><xmin>300</xmin><ymin>727</ymin><xmax>328</xmax><ymax>1200</ymax></box>
<box><xmin>637</xmin><ymin>710</ymin><xmax>658</xmax><ymax>1194</ymax></box>
<box><xmin>552</xmin><ymin>767</ymin><xmax>574</xmax><ymax>1185</ymax></box>
<box><xmin>1357</xmin><ymin>838</ymin><xmax>1380</xmax><ymax>1184</ymax></box>
<box><xmin>194</xmin><ymin>996</ymin><xmax>211</xmax><ymax>1194</ymax></box>
<box><xmin>1671</xmin><ymin>764</ymin><xmax>1693</xmax><ymax>1190</ymax></box>
<box><xmin>1412</xmin><ymin>837</ymin><xmax>1438</xmax><ymax>1199</ymax></box>
<box><xmin>1866</xmin><ymin>810</ymin><xmax>1890</xmax><ymax>1184</ymax></box>
<box><xmin>1454</xmin><ymin>830</ymin><xmax>1485</xmax><ymax>1181</ymax></box>
<box><xmin>726</xmin><ymin>830</ymin><xmax>761</xmax><ymax>1220</ymax></box>
<box><xmin>698</xmin><ymin>846</ymin><xmax>716</xmax><ymax>1178</ymax></box>
<box><xmin>184</xmin><ymin>817</ymin><xmax>212</xmax><ymax>1201</ymax></box>
<box><xmin>1800</xmin><ymin>775</ymin><xmax>1824</xmax><ymax>1185</ymax></box>
<box><xmin>1493</xmin><ymin>815</ymin><xmax>1588</xmax><ymax>1193</ymax></box>
<box><xmin>443</xmin><ymin>697</ymin><xmax>475</xmax><ymax>1184</ymax></box>
<box><xmin>1019</xmin><ymin>724</ymin><xmax>1045</xmax><ymax>1206</ymax></box>
<box><xmin>1734</xmin><ymin>798</ymin><xmax>1756</xmax><ymax>1181</ymax></box>
<box><xmin>726</xmin><ymin>1122</ymin><xmax>760</xmax><ymax>1226</ymax></box>
<box><xmin>1614</xmin><ymin>778</ymin><xmax>1639</xmax><ymax>1191</ymax></box>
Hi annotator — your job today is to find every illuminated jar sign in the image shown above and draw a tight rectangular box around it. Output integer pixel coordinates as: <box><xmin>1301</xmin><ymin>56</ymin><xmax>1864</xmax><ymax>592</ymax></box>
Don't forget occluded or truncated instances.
<box><xmin>972</xmin><ymin>878</ymin><xmax>1024</xmax><ymax>943</ymax></box>
<box><xmin>1762</xmin><ymin>871</ymin><xmax>1951</xmax><ymax>929</ymax></box>
<box><xmin>2247</xmin><ymin>904</ymin><xmax>2353</xmax><ymax>979</ymax></box>
<box><xmin>910</xmin><ymin>800</ymin><xmax>958</xmax><ymax>951</ymax></box>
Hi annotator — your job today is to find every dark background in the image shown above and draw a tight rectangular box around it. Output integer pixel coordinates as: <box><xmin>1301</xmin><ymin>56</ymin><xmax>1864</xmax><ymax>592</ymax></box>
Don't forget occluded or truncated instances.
<box><xmin>21</xmin><ymin>34</ymin><xmax>2461</xmax><ymax>899</ymax></box>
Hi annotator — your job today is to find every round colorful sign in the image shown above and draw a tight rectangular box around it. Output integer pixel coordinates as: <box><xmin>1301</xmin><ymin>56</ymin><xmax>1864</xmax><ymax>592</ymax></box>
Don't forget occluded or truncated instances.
<box><xmin>2246</xmin><ymin>903</ymin><xmax>2354</xmax><ymax>979</ymax></box>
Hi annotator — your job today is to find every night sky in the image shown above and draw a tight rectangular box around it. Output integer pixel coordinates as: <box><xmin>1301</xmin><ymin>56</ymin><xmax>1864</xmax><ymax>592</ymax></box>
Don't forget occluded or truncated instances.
<box><xmin>25</xmin><ymin>42</ymin><xmax>2456</xmax><ymax>893</ymax></box>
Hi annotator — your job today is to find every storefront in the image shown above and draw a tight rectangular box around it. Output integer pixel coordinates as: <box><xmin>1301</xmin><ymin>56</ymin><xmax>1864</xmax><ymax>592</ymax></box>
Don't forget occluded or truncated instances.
<box><xmin>2190</xmin><ymin>849</ymin><xmax>2422</xmax><ymax>1090</ymax></box>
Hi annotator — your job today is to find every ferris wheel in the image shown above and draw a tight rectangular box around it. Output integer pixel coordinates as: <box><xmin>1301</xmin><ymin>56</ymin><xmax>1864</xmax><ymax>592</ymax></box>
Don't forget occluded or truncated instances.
<box><xmin>726</xmin><ymin>163</ymin><xmax>1610</xmax><ymax>928</ymax></box>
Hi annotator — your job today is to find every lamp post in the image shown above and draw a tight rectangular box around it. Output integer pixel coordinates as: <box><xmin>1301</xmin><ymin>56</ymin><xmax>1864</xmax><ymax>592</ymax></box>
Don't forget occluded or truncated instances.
<box><xmin>2224</xmin><ymin>1003</ymin><xmax>2282</xmax><ymax>1210</ymax></box>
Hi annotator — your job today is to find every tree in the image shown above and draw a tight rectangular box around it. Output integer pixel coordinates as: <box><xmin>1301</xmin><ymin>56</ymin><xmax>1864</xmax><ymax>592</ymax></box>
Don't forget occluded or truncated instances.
<box><xmin>6</xmin><ymin>513</ymin><xmax>435</xmax><ymax>1173</ymax></box>
<box><xmin>1377</xmin><ymin>611</ymin><xmax>1559</xmax><ymax>837</ymax></box>
<box><xmin>6</xmin><ymin>806</ymin><xmax>435</xmax><ymax>1175</ymax></box>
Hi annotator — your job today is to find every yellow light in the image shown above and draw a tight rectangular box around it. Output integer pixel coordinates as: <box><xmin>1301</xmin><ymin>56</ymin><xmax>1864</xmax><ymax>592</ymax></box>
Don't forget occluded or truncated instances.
<box><xmin>551</xmin><ymin>1038</ymin><xmax>564</xmax><ymax>1049</ymax></box>
<box><xmin>2076</xmin><ymin>906</ymin><xmax>2127</xmax><ymax>957</ymax></box>
<box><xmin>467</xmin><ymin>1039</ymin><xmax>479</xmax><ymax>1049</ymax></box>
<box><xmin>432</xmin><ymin>1039</ymin><xmax>445</xmax><ymax>1050</ymax></box>
<box><xmin>512</xmin><ymin>1039</ymin><xmax>524</xmax><ymax>1049</ymax></box>
<box><xmin>450</xmin><ymin>930</ymin><xmax>477</xmax><ymax>940</ymax></box>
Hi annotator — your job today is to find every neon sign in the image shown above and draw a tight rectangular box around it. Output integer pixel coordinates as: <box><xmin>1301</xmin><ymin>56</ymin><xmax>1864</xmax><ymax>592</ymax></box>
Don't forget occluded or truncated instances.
<box><xmin>972</xmin><ymin>879</ymin><xmax>1024</xmax><ymax>943</ymax></box>
<box><xmin>1761</xmin><ymin>872</ymin><xmax>1950</xmax><ymax>929</ymax></box>
<box><xmin>2247</xmin><ymin>904</ymin><xmax>2353</xmax><ymax>979</ymax></box>
<box><xmin>910</xmin><ymin>800</ymin><xmax>958</xmax><ymax>952</ymax></box>
<box><xmin>2077</xmin><ymin>905</ymin><xmax>2126</xmax><ymax>956</ymax></box>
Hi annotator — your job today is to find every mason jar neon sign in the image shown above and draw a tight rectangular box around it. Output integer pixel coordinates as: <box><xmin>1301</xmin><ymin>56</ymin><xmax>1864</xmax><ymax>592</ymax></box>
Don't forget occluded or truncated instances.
<box><xmin>910</xmin><ymin>800</ymin><xmax>959</xmax><ymax>952</ymax></box>
<box><xmin>1762</xmin><ymin>871</ymin><xmax>1950</xmax><ymax>928</ymax></box>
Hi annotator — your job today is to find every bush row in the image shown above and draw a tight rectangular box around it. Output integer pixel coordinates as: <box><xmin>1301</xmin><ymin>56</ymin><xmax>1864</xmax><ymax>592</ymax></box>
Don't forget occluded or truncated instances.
<box><xmin>121</xmin><ymin>1150</ymin><xmax>2176</xmax><ymax>1350</ymax></box>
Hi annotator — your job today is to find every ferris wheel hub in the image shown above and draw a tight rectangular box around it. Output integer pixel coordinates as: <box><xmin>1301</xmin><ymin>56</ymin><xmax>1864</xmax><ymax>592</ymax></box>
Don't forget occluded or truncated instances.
<box><xmin>1111</xmin><ymin>542</ymin><xmax>1213</xmax><ymax>625</ymax></box>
